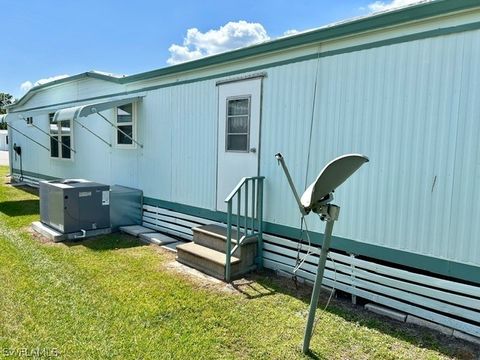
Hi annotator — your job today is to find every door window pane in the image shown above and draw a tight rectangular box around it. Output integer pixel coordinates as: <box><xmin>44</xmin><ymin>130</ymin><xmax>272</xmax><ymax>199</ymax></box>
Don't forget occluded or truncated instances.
<box><xmin>226</xmin><ymin>97</ymin><xmax>250</xmax><ymax>152</ymax></box>
<box><xmin>227</xmin><ymin>134</ymin><xmax>248</xmax><ymax>151</ymax></box>
<box><xmin>228</xmin><ymin>99</ymin><xmax>249</xmax><ymax>116</ymax></box>
<box><xmin>228</xmin><ymin>116</ymin><xmax>248</xmax><ymax>133</ymax></box>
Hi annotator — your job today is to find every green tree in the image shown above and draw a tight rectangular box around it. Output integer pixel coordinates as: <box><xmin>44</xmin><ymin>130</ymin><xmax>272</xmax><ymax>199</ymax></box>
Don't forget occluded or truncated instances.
<box><xmin>0</xmin><ymin>93</ymin><xmax>14</xmax><ymax>130</ymax></box>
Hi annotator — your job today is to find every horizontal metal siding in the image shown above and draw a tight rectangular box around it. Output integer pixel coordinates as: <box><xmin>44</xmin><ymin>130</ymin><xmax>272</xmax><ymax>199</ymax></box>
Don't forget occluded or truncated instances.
<box><xmin>260</xmin><ymin>30</ymin><xmax>479</xmax><ymax>266</ymax></box>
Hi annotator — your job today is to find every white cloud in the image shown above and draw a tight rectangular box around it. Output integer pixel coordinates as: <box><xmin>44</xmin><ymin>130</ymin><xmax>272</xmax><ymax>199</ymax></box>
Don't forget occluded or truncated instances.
<box><xmin>167</xmin><ymin>20</ymin><xmax>270</xmax><ymax>65</ymax></box>
<box><xmin>20</xmin><ymin>74</ymin><xmax>70</xmax><ymax>93</ymax></box>
<box><xmin>282</xmin><ymin>29</ymin><xmax>299</xmax><ymax>37</ymax></box>
<box><xmin>367</xmin><ymin>0</ymin><xmax>430</xmax><ymax>12</ymax></box>
<box><xmin>20</xmin><ymin>81</ymin><xmax>34</xmax><ymax>93</ymax></box>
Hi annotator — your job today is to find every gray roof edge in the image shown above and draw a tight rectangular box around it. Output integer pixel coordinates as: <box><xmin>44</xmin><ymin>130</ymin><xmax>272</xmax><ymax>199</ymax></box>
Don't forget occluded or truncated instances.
<box><xmin>6</xmin><ymin>71</ymin><xmax>122</xmax><ymax>110</ymax></box>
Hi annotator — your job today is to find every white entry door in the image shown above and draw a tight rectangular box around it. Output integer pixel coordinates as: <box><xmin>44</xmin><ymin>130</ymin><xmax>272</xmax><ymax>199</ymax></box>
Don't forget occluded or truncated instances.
<box><xmin>216</xmin><ymin>78</ymin><xmax>262</xmax><ymax>211</ymax></box>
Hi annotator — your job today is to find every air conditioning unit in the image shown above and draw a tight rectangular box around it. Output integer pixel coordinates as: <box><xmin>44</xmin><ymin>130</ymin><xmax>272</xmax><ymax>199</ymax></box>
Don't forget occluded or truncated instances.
<box><xmin>39</xmin><ymin>179</ymin><xmax>110</xmax><ymax>234</ymax></box>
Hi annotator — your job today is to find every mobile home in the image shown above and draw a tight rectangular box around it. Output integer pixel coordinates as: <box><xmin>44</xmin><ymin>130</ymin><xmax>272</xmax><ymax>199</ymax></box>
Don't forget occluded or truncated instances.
<box><xmin>4</xmin><ymin>0</ymin><xmax>480</xmax><ymax>339</ymax></box>
<box><xmin>0</xmin><ymin>130</ymin><xmax>8</xmax><ymax>151</ymax></box>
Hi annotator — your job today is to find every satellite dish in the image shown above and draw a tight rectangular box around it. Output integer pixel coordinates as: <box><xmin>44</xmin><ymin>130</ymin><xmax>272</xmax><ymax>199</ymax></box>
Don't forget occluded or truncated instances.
<box><xmin>301</xmin><ymin>154</ymin><xmax>369</xmax><ymax>213</ymax></box>
<box><xmin>275</xmin><ymin>152</ymin><xmax>369</xmax><ymax>354</ymax></box>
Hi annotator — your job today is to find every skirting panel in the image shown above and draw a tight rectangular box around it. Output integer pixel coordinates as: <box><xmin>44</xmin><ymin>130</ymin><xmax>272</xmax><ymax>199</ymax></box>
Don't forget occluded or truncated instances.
<box><xmin>11</xmin><ymin>172</ymin><xmax>41</xmax><ymax>187</ymax></box>
<box><xmin>142</xmin><ymin>203</ymin><xmax>480</xmax><ymax>338</ymax></box>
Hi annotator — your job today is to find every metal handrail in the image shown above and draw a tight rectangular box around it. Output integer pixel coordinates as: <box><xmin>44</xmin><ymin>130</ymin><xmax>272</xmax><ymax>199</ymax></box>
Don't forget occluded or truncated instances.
<box><xmin>224</xmin><ymin>176</ymin><xmax>248</xmax><ymax>202</ymax></box>
<box><xmin>224</xmin><ymin>176</ymin><xmax>265</xmax><ymax>282</ymax></box>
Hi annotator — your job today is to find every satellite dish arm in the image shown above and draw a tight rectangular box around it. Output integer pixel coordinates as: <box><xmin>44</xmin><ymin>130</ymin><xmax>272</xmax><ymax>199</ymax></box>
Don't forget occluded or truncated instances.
<box><xmin>275</xmin><ymin>153</ymin><xmax>308</xmax><ymax>216</ymax></box>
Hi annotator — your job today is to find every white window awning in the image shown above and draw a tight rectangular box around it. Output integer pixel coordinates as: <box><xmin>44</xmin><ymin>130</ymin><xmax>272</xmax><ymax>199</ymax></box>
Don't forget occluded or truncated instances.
<box><xmin>53</xmin><ymin>96</ymin><xmax>143</xmax><ymax>122</ymax></box>
<box><xmin>11</xmin><ymin>93</ymin><xmax>145</xmax><ymax>120</ymax></box>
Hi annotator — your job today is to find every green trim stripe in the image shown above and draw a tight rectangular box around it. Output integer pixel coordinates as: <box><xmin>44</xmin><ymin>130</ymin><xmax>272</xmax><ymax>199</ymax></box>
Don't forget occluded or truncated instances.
<box><xmin>12</xmin><ymin>168</ymin><xmax>59</xmax><ymax>181</ymax></box>
<box><xmin>9</xmin><ymin>20</ymin><xmax>480</xmax><ymax>115</ymax></box>
<box><xmin>10</xmin><ymin>167</ymin><xmax>480</xmax><ymax>285</ymax></box>
<box><xmin>142</xmin><ymin>197</ymin><xmax>480</xmax><ymax>286</ymax></box>
<box><xmin>7</xmin><ymin>0</ymin><xmax>480</xmax><ymax>110</ymax></box>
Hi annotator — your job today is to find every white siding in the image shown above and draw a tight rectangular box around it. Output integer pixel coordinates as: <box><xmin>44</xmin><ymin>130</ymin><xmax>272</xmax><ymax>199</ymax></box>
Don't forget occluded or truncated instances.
<box><xmin>138</xmin><ymin>82</ymin><xmax>217</xmax><ymax>209</ymax></box>
<box><xmin>448</xmin><ymin>30</ymin><xmax>480</xmax><ymax>265</ymax></box>
<box><xmin>8</xmin><ymin>14</ymin><xmax>480</xmax><ymax>270</ymax></box>
<box><xmin>260</xmin><ymin>29</ymin><xmax>480</xmax><ymax>266</ymax></box>
<box><xmin>13</xmin><ymin>79</ymin><xmax>123</xmax><ymax>111</ymax></box>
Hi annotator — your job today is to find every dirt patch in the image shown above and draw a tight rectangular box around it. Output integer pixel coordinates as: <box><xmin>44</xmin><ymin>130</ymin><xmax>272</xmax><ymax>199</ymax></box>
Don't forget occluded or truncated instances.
<box><xmin>27</xmin><ymin>226</ymin><xmax>59</xmax><ymax>246</ymax></box>
<box><xmin>163</xmin><ymin>258</ymin><xmax>238</xmax><ymax>294</ymax></box>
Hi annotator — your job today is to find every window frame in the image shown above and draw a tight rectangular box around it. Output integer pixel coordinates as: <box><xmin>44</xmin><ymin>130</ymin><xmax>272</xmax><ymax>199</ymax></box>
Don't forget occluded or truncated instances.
<box><xmin>114</xmin><ymin>102</ymin><xmax>137</xmax><ymax>149</ymax></box>
<box><xmin>26</xmin><ymin>116</ymin><xmax>33</xmax><ymax>126</ymax></box>
<box><xmin>49</xmin><ymin>112</ymin><xmax>74</xmax><ymax>161</ymax></box>
<box><xmin>225</xmin><ymin>95</ymin><xmax>251</xmax><ymax>153</ymax></box>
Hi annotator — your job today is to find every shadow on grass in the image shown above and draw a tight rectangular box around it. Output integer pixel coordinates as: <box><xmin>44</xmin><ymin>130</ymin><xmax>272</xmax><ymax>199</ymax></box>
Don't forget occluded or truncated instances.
<box><xmin>304</xmin><ymin>350</ymin><xmax>324</xmax><ymax>360</ymax></box>
<box><xmin>243</xmin><ymin>271</ymin><xmax>479</xmax><ymax>360</ymax></box>
<box><xmin>0</xmin><ymin>199</ymin><xmax>39</xmax><ymax>216</ymax></box>
<box><xmin>232</xmin><ymin>279</ymin><xmax>277</xmax><ymax>299</ymax></box>
<box><xmin>9</xmin><ymin>184</ymin><xmax>40</xmax><ymax>196</ymax></box>
<box><xmin>64</xmin><ymin>233</ymin><xmax>147</xmax><ymax>251</ymax></box>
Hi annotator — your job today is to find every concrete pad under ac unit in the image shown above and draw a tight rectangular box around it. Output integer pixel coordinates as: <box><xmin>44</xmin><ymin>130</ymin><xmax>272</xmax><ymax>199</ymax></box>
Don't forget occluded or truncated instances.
<box><xmin>32</xmin><ymin>221</ymin><xmax>111</xmax><ymax>242</ymax></box>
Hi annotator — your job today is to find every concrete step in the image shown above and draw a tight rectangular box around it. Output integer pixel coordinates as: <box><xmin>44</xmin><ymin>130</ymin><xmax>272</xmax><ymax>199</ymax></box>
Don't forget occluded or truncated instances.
<box><xmin>192</xmin><ymin>224</ymin><xmax>257</xmax><ymax>255</ymax></box>
<box><xmin>139</xmin><ymin>232</ymin><xmax>178</xmax><ymax>246</ymax></box>
<box><xmin>119</xmin><ymin>225</ymin><xmax>154</xmax><ymax>237</ymax></box>
<box><xmin>176</xmin><ymin>242</ymin><xmax>241</xmax><ymax>280</ymax></box>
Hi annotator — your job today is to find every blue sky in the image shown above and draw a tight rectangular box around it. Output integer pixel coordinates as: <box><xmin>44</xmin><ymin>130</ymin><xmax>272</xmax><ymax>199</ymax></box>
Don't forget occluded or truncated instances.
<box><xmin>0</xmin><ymin>0</ymin><xmax>421</xmax><ymax>98</ymax></box>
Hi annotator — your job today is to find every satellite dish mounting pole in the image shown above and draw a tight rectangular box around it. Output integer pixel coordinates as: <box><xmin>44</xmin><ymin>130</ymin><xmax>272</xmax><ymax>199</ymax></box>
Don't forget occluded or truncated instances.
<box><xmin>302</xmin><ymin>204</ymin><xmax>339</xmax><ymax>354</ymax></box>
<box><xmin>275</xmin><ymin>153</ymin><xmax>307</xmax><ymax>216</ymax></box>
<box><xmin>275</xmin><ymin>152</ymin><xmax>368</xmax><ymax>355</ymax></box>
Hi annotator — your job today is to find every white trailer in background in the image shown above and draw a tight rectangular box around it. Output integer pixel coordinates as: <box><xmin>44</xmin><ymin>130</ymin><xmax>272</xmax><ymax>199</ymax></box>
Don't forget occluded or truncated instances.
<box><xmin>0</xmin><ymin>129</ymin><xmax>8</xmax><ymax>151</ymax></box>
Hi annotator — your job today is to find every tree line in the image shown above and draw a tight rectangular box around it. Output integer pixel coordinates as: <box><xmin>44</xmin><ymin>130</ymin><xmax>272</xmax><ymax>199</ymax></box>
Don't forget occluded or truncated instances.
<box><xmin>0</xmin><ymin>93</ymin><xmax>14</xmax><ymax>130</ymax></box>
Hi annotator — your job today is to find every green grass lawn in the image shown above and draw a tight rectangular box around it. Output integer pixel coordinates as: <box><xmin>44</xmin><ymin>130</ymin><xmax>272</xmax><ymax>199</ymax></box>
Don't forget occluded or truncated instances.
<box><xmin>0</xmin><ymin>165</ymin><xmax>477</xmax><ymax>359</ymax></box>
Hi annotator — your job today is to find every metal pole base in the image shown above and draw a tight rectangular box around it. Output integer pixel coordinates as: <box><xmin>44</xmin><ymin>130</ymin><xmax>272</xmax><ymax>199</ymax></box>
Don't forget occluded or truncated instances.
<box><xmin>302</xmin><ymin>205</ymin><xmax>339</xmax><ymax>354</ymax></box>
